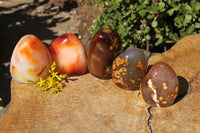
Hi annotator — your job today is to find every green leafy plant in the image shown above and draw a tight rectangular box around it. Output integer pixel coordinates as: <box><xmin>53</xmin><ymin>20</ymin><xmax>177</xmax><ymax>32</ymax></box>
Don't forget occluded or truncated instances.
<box><xmin>28</xmin><ymin>62</ymin><xmax>67</xmax><ymax>94</ymax></box>
<box><xmin>91</xmin><ymin>0</ymin><xmax>200</xmax><ymax>51</ymax></box>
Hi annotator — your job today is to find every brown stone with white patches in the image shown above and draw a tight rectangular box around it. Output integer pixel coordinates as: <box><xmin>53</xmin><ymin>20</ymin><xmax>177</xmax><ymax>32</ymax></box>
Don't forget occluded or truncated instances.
<box><xmin>140</xmin><ymin>62</ymin><xmax>179</xmax><ymax>107</ymax></box>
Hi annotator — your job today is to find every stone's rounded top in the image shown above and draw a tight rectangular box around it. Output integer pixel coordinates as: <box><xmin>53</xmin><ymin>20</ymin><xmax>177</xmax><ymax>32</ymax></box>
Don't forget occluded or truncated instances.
<box><xmin>10</xmin><ymin>34</ymin><xmax>52</xmax><ymax>83</ymax></box>
<box><xmin>140</xmin><ymin>62</ymin><xmax>179</xmax><ymax>107</ymax></box>
<box><xmin>112</xmin><ymin>48</ymin><xmax>147</xmax><ymax>90</ymax></box>
<box><xmin>87</xmin><ymin>28</ymin><xmax>122</xmax><ymax>79</ymax></box>
<box><xmin>4</xmin><ymin>34</ymin><xmax>200</xmax><ymax>132</ymax></box>
<box><xmin>148</xmin><ymin>34</ymin><xmax>200</xmax><ymax>82</ymax></box>
<box><xmin>120</xmin><ymin>48</ymin><xmax>146</xmax><ymax>61</ymax></box>
<box><xmin>48</xmin><ymin>33</ymin><xmax>87</xmax><ymax>76</ymax></box>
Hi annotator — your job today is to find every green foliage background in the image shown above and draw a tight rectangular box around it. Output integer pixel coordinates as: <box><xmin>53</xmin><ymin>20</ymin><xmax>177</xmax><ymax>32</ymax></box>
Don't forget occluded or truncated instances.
<box><xmin>90</xmin><ymin>0</ymin><xmax>200</xmax><ymax>51</ymax></box>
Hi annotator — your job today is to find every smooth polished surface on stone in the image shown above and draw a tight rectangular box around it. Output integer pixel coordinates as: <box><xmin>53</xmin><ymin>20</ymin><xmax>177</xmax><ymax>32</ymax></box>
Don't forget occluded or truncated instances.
<box><xmin>148</xmin><ymin>34</ymin><xmax>200</xmax><ymax>132</ymax></box>
<box><xmin>0</xmin><ymin>34</ymin><xmax>200</xmax><ymax>132</ymax></box>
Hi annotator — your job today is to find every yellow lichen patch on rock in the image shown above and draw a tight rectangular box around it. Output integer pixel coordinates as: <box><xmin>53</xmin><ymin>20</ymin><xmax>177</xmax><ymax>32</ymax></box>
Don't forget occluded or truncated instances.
<box><xmin>136</xmin><ymin>61</ymin><xmax>146</xmax><ymax>72</ymax></box>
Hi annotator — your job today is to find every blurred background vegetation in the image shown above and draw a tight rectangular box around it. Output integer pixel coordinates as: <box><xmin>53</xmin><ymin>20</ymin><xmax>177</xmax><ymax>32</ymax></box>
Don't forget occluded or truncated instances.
<box><xmin>90</xmin><ymin>0</ymin><xmax>200</xmax><ymax>52</ymax></box>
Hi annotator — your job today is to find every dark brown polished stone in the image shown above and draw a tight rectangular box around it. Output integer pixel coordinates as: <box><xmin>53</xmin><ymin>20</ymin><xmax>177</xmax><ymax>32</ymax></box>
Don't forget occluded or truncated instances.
<box><xmin>87</xmin><ymin>28</ymin><xmax>122</xmax><ymax>79</ymax></box>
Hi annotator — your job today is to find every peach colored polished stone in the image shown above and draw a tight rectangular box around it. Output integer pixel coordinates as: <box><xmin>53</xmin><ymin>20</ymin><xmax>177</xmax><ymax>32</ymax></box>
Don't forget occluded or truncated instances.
<box><xmin>1</xmin><ymin>34</ymin><xmax>200</xmax><ymax>132</ymax></box>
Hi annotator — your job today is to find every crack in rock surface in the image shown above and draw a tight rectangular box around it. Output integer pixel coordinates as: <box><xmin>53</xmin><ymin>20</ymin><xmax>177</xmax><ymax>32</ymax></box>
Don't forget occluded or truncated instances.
<box><xmin>148</xmin><ymin>34</ymin><xmax>200</xmax><ymax>132</ymax></box>
<box><xmin>147</xmin><ymin>107</ymin><xmax>153</xmax><ymax>133</ymax></box>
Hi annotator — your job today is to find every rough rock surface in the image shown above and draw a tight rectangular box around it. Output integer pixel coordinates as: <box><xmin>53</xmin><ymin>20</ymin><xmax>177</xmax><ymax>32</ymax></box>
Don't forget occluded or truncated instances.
<box><xmin>148</xmin><ymin>34</ymin><xmax>200</xmax><ymax>82</ymax></box>
<box><xmin>148</xmin><ymin>34</ymin><xmax>200</xmax><ymax>132</ymax></box>
<box><xmin>0</xmin><ymin>74</ymin><xmax>150</xmax><ymax>132</ymax></box>
<box><xmin>0</xmin><ymin>26</ymin><xmax>200</xmax><ymax>132</ymax></box>
<box><xmin>150</xmin><ymin>72</ymin><xmax>200</xmax><ymax>132</ymax></box>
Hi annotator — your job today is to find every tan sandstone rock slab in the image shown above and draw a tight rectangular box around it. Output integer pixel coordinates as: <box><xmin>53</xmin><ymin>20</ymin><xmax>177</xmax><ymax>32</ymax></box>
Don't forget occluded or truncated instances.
<box><xmin>150</xmin><ymin>72</ymin><xmax>200</xmax><ymax>132</ymax></box>
<box><xmin>148</xmin><ymin>34</ymin><xmax>200</xmax><ymax>82</ymax></box>
<box><xmin>1</xmin><ymin>34</ymin><xmax>200</xmax><ymax>132</ymax></box>
<box><xmin>148</xmin><ymin>34</ymin><xmax>200</xmax><ymax>132</ymax></box>
<box><xmin>0</xmin><ymin>74</ymin><xmax>150</xmax><ymax>132</ymax></box>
